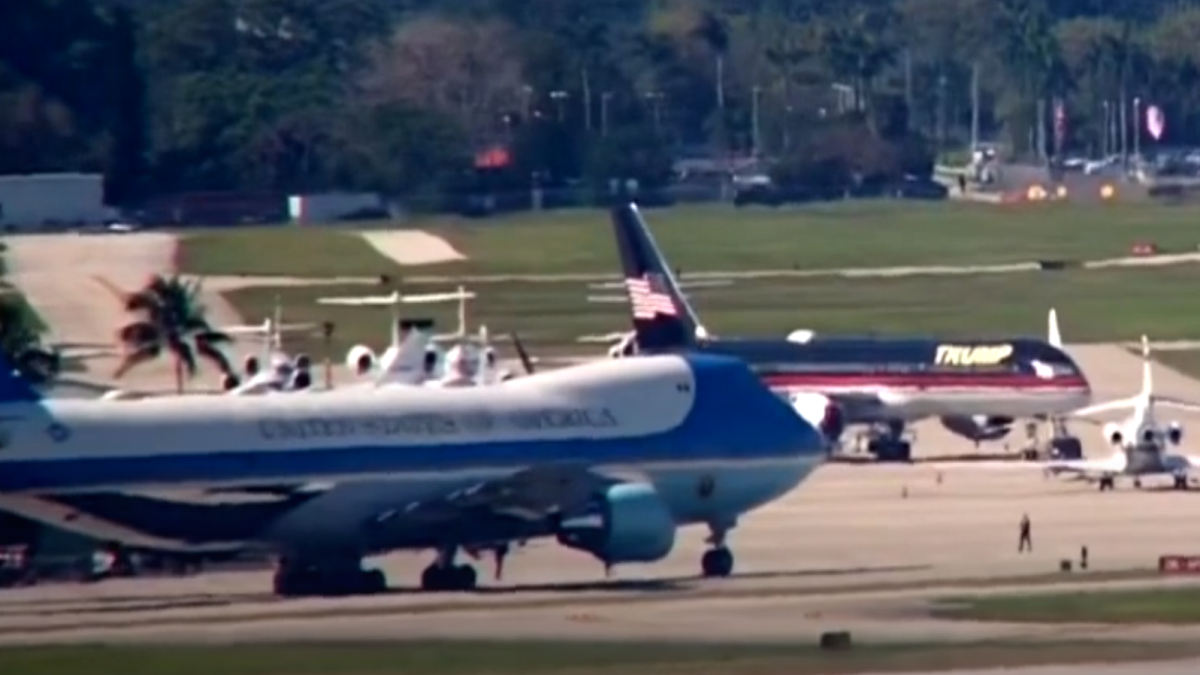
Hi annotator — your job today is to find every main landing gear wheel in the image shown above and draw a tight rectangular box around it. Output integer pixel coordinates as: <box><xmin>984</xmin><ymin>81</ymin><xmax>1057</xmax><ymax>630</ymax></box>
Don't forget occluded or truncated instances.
<box><xmin>700</xmin><ymin>548</ymin><xmax>734</xmax><ymax>578</ymax></box>
<box><xmin>273</xmin><ymin>565</ymin><xmax>387</xmax><ymax>597</ymax></box>
<box><xmin>420</xmin><ymin>564</ymin><xmax>478</xmax><ymax>591</ymax></box>
<box><xmin>1175</xmin><ymin>476</ymin><xmax>1189</xmax><ymax>491</ymax></box>
<box><xmin>1098</xmin><ymin>477</ymin><xmax>1115</xmax><ymax>492</ymax></box>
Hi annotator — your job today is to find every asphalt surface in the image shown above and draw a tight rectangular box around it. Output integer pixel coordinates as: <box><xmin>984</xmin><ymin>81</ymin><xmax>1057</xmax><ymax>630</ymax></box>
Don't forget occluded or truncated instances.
<box><xmin>7</xmin><ymin>232</ymin><xmax>1200</xmax><ymax>675</ymax></box>
<box><xmin>5</xmin><ymin>335</ymin><xmax>1200</xmax><ymax>650</ymax></box>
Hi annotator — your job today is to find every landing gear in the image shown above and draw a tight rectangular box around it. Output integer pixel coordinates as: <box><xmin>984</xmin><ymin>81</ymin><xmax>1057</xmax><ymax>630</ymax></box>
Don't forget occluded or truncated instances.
<box><xmin>1133</xmin><ymin>478</ymin><xmax>1143</xmax><ymax>490</ymax></box>
<box><xmin>866</xmin><ymin>421</ymin><xmax>912</xmax><ymax>462</ymax></box>
<box><xmin>272</xmin><ymin>556</ymin><xmax>388</xmax><ymax>597</ymax></box>
<box><xmin>419</xmin><ymin>547</ymin><xmax>478</xmax><ymax>592</ymax></box>
<box><xmin>419</xmin><ymin>563</ymin><xmax>478</xmax><ymax>591</ymax></box>
<box><xmin>701</xmin><ymin>525</ymin><xmax>735</xmax><ymax>578</ymax></box>
<box><xmin>1098</xmin><ymin>476</ymin><xmax>1115</xmax><ymax>491</ymax></box>
<box><xmin>1174</xmin><ymin>475</ymin><xmax>1189</xmax><ymax>491</ymax></box>
<box><xmin>701</xmin><ymin>548</ymin><xmax>734</xmax><ymax>578</ymax></box>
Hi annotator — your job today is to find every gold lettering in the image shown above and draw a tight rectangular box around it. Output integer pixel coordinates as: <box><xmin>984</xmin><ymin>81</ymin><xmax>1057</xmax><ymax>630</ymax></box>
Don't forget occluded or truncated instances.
<box><xmin>934</xmin><ymin>344</ymin><xmax>1014</xmax><ymax>367</ymax></box>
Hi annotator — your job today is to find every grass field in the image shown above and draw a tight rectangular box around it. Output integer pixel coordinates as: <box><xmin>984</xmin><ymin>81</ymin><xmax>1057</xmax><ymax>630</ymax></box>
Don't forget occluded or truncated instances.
<box><xmin>4</xmin><ymin>640</ymin><xmax>1200</xmax><ymax>675</ymax></box>
<box><xmin>176</xmin><ymin>202</ymin><xmax>1200</xmax><ymax>278</ymax></box>
<box><xmin>1151</xmin><ymin>350</ymin><xmax>1200</xmax><ymax>379</ymax></box>
<box><xmin>933</xmin><ymin>587</ymin><xmax>1200</xmax><ymax>624</ymax></box>
<box><xmin>225</xmin><ymin>265</ymin><xmax>1200</xmax><ymax>360</ymax></box>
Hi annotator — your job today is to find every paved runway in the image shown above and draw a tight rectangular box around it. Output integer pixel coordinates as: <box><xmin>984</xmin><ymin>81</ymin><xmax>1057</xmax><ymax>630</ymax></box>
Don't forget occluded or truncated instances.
<box><xmin>6</xmin><ymin>332</ymin><xmax>1200</xmax><ymax>675</ymax></box>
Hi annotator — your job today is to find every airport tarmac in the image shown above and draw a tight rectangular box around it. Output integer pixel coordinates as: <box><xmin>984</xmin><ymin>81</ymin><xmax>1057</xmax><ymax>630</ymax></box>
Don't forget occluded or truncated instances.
<box><xmin>5</xmin><ymin>343</ymin><xmax>1200</xmax><ymax>650</ymax></box>
<box><xmin>6</xmin><ymin>245</ymin><xmax>1200</xmax><ymax>669</ymax></box>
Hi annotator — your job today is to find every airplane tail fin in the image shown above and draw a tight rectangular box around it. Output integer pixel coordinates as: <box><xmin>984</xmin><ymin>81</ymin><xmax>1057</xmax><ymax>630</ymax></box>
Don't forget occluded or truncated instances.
<box><xmin>1048</xmin><ymin>308</ymin><xmax>1062</xmax><ymax>348</ymax></box>
<box><xmin>0</xmin><ymin>356</ymin><xmax>44</xmax><ymax>405</ymax></box>
<box><xmin>1140</xmin><ymin>334</ymin><xmax>1153</xmax><ymax>398</ymax></box>
<box><xmin>610</xmin><ymin>203</ymin><xmax>703</xmax><ymax>351</ymax></box>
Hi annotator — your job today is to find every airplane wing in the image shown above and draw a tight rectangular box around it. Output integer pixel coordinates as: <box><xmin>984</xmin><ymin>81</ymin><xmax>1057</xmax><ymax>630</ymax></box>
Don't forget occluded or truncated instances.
<box><xmin>1042</xmin><ymin>455</ymin><xmax>1124</xmax><ymax>480</ymax></box>
<box><xmin>1153</xmin><ymin>396</ymin><xmax>1200</xmax><ymax>414</ymax></box>
<box><xmin>369</xmin><ymin>463</ymin><xmax>616</xmax><ymax>532</ymax></box>
<box><xmin>404</xmin><ymin>291</ymin><xmax>475</xmax><ymax>304</ymax></box>
<box><xmin>1069</xmin><ymin>397</ymin><xmax>1139</xmax><ymax>418</ymax></box>
<box><xmin>317</xmin><ymin>295</ymin><xmax>398</xmax><ymax>306</ymax></box>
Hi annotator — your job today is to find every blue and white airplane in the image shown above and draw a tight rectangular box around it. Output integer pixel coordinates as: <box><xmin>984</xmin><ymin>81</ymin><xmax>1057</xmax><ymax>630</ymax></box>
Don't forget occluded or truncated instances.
<box><xmin>0</xmin><ymin>350</ymin><xmax>825</xmax><ymax>596</ymax></box>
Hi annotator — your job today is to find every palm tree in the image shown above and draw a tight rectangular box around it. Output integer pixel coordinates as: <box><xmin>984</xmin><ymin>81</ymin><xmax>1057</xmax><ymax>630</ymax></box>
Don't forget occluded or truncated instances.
<box><xmin>105</xmin><ymin>275</ymin><xmax>234</xmax><ymax>393</ymax></box>
<box><xmin>0</xmin><ymin>296</ymin><xmax>59</xmax><ymax>385</ymax></box>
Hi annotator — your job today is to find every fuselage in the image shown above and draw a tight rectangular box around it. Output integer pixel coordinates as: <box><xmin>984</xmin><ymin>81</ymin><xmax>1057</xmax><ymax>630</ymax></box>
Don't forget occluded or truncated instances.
<box><xmin>0</xmin><ymin>355</ymin><xmax>824</xmax><ymax>553</ymax></box>
<box><xmin>694</xmin><ymin>336</ymin><xmax>1091</xmax><ymax>421</ymax></box>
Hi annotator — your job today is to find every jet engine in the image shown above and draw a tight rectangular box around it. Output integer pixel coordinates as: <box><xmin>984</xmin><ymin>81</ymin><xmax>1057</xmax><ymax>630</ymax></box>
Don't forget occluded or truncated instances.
<box><xmin>221</xmin><ymin>373</ymin><xmax>241</xmax><ymax>391</ymax></box>
<box><xmin>1139</xmin><ymin>425</ymin><xmax>1157</xmax><ymax>445</ymax></box>
<box><xmin>290</xmin><ymin>369</ymin><xmax>312</xmax><ymax>390</ymax></box>
<box><xmin>556</xmin><ymin>483</ymin><xmax>676</xmax><ymax>565</ymax></box>
<box><xmin>1103</xmin><ymin>423</ymin><xmax>1124</xmax><ymax>447</ymax></box>
<box><xmin>1167</xmin><ymin>422</ymin><xmax>1183</xmax><ymax>446</ymax></box>
<box><xmin>243</xmin><ymin>355</ymin><xmax>261</xmax><ymax>377</ymax></box>
<box><xmin>345</xmin><ymin>345</ymin><xmax>375</xmax><ymax>375</ymax></box>
<box><xmin>787</xmin><ymin>392</ymin><xmax>846</xmax><ymax>445</ymax></box>
<box><xmin>939</xmin><ymin>416</ymin><xmax>1015</xmax><ymax>443</ymax></box>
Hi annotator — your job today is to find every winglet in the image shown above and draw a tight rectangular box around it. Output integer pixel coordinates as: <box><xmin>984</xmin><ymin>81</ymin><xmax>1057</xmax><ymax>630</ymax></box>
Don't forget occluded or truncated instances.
<box><xmin>1047</xmin><ymin>308</ymin><xmax>1062</xmax><ymax>348</ymax></box>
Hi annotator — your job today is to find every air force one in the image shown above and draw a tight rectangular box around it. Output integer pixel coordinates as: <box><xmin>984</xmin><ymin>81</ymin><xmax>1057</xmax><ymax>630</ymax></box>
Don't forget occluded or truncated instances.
<box><xmin>0</xmin><ymin>351</ymin><xmax>825</xmax><ymax>596</ymax></box>
<box><xmin>604</xmin><ymin>203</ymin><xmax>1092</xmax><ymax>460</ymax></box>
<box><xmin>1045</xmin><ymin>335</ymin><xmax>1200</xmax><ymax>491</ymax></box>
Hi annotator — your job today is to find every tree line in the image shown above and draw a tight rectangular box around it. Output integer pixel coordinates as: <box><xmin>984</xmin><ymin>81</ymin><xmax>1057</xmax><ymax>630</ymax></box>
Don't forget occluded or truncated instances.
<box><xmin>3</xmin><ymin>0</ymin><xmax>1200</xmax><ymax>207</ymax></box>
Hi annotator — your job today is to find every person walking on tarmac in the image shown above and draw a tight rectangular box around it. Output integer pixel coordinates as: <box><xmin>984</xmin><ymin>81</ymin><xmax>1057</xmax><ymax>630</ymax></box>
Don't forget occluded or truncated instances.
<box><xmin>1018</xmin><ymin>514</ymin><xmax>1033</xmax><ymax>553</ymax></box>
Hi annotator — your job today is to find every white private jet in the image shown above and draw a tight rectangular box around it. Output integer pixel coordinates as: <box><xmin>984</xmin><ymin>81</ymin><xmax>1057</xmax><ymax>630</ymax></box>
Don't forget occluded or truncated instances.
<box><xmin>318</xmin><ymin>286</ymin><xmax>477</xmax><ymax>387</ymax></box>
<box><xmin>1046</xmin><ymin>335</ymin><xmax>1200</xmax><ymax>491</ymax></box>
<box><xmin>219</xmin><ymin>305</ymin><xmax>318</xmax><ymax>395</ymax></box>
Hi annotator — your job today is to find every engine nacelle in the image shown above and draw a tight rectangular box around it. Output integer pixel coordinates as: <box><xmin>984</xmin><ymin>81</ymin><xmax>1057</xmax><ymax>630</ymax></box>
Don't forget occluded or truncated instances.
<box><xmin>939</xmin><ymin>415</ymin><xmax>1014</xmax><ymax>443</ymax></box>
<box><xmin>786</xmin><ymin>329</ymin><xmax>816</xmax><ymax>343</ymax></box>
<box><xmin>787</xmin><ymin>392</ymin><xmax>846</xmax><ymax>445</ymax></box>
<box><xmin>345</xmin><ymin>345</ymin><xmax>375</xmax><ymax>375</ymax></box>
<box><xmin>1168</xmin><ymin>422</ymin><xmax>1183</xmax><ymax>446</ymax></box>
<box><xmin>1103</xmin><ymin>422</ymin><xmax>1124</xmax><ymax>447</ymax></box>
<box><xmin>293</xmin><ymin>353</ymin><xmax>312</xmax><ymax>371</ymax></box>
<box><xmin>243</xmin><ymin>355</ymin><xmax>260</xmax><ymax>377</ymax></box>
<box><xmin>556</xmin><ymin>483</ymin><xmax>676</xmax><ymax>565</ymax></box>
<box><xmin>290</xmin><ymin>369</ymin><xmax>312</xmax><ymax>390</ymax></box>
<box><xmin>1139</xmin><ymin>425</ymin><xmax>1157</xmax><ymax>445</ymax></box>
<box><xmin>221</xmin><ymin>373</ymin><xmax>241</xmax><ymax>391</ymax></box>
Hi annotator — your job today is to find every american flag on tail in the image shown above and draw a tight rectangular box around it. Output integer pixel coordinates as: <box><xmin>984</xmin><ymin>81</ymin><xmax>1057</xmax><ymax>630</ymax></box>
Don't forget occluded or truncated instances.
<box><xmin>624</xmin><ymin>273</ymin><xmax>677</xmax><ymax>319</ymax></box>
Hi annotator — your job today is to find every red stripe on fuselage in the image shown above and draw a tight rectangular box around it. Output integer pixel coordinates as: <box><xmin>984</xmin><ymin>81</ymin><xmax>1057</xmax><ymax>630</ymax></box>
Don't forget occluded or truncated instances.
<box><xmin>759</xmin><ymin>373</ymin><xmax>1090</xmax><ymax>391</ymax></box>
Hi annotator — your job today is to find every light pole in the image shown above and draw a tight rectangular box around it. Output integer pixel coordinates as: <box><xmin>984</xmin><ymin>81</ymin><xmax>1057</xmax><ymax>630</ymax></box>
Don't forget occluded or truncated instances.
<box><xmin>751</xmin><ymin>86</ymin><xmax>762</xmax><ymax>157</ymax></box>
<box><xmin>1132</xmin><ymin>96</ymin><xmax>1142</xmax><ymax>161</ymax></box>
<box><xmin>550</xmin><ymin>90</ymin><xmax>568</xmax><ymax>122</ymax></box>
<box><xmin>645</xmin><ymin>91</ymin><xmax>664</xmax><ymax>134</ymax></box>
<box><xmin>1101</xmin><ymin>100</ymin><xmax>1110</xmax><ymax>156</ymax></box>
<box><xmin>521</xmin><ymin>85</ymin><xmax>533</xmax><ymax>120</ymax></box>
<box><xmin>601</xmin><ymin>92</ymin><xmax>612</xmax><ymax>137</ymax></box>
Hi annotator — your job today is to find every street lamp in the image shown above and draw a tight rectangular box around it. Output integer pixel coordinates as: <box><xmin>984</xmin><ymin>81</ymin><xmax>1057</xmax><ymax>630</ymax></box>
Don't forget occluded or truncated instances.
<box><xmin>601</xmin><ymin>92</ymin><xmax>613</xmax><ymax>137</ymax></box>
<box><xmin>644</xmin><ymin>91</ymin><xmax>664</xmax><ymax>134</ymax></box>
<box><xmin>550</xmin><ymin>90</ymin><xmax>569</xmax><ymax>122</ymax></box>
<box><xmin>1101</xmin><ymin>101</ymin><xmax>1110</xmax><ymax>157</ymax></box>
<box><xmin>1132</xmin><ymin>96</ymin><xmax>1142</xmax><ymax>160</ymax></box>
<box><xmin>521</xmin><ymin>85</ymin><xmax>533</xmax><ymax>120</ymax></box>
<box><xmin>751</xmin><ymin>86</ymin><xmax>762</xmax><ymax>157</ymax></box>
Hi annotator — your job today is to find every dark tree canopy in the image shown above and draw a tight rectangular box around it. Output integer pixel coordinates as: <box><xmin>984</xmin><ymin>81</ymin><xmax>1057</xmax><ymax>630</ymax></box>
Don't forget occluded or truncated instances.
<box><xmin>1</xmin><ymin>0</ymin><xmax>1195</xmax><ymax>207</ymax></box>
